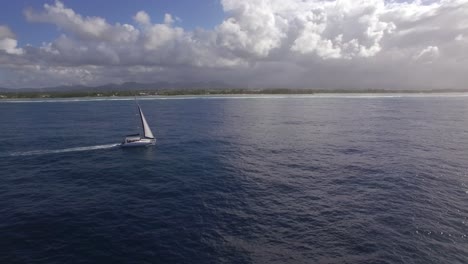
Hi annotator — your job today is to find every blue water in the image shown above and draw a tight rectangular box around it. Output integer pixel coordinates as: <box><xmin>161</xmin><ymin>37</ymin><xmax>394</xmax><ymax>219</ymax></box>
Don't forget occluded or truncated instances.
<box><xmin>1</xmin><ymin>95</ymin><xmax>468</xmax><ymax>263</ymax></box>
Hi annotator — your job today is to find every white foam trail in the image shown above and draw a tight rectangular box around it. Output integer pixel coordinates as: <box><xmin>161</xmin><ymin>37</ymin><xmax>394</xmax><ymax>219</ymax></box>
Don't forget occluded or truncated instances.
<box><xmin>6</xmin><ymin>143</ymin><xmax>119</xmax><ymax>157</ymax></box>
<box><xmin>0</xmin><ymin>98</ymin><xmax>133</xmax><ymax>103</ymax></box>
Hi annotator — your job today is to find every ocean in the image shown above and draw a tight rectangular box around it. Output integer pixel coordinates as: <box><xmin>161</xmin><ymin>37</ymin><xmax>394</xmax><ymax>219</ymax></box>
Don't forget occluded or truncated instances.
<box><xmin>1</xmin><ymin>94</ymin><xmax>467</xmax><ymax>263</ymax></box>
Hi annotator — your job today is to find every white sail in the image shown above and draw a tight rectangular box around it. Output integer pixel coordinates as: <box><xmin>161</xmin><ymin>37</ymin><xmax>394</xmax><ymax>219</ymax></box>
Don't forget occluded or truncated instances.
<box><xmin>138</xmin><ymin>106</ymin><xmax>155</xmax><ymax>139</ymax></box>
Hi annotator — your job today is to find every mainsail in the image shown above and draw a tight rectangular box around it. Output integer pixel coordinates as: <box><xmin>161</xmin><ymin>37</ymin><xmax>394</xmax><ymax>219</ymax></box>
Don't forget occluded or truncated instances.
<box><xmin>138</xmin><ymin>106</ymin><xmax>155</xmax><ymax>139</ymax></box>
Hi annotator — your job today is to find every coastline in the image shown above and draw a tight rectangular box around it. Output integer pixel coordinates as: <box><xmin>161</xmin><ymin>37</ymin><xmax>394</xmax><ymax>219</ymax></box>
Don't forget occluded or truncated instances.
<box><xmin>1</xmin><ymin>92</ymin><xmax>468</xmax><ymax>102</ymax></box>
<box><xmin>1</xmin><ymin>88</ymin><xmax>468</xmax><ymax>99</ymax></box>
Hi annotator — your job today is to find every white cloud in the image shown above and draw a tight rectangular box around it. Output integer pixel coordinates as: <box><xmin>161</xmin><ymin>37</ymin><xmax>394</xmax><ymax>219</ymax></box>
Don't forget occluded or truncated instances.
<box><xmin>134</xmin><ymin>11</ymin><xmax>151</xmax><ymax>25</ymax></box>
<box><xmin>1</xmin><ymin>0</ymin><xmax>468</xmax><ymax>89</ymax></box>
<box><xmin>0</xmin><ymin>25</ymin><xmax>23</xmax><ymax>55</ymax></box>
<box><xmin>215</xmin><ymin>0</ymin><xmax>287</xmax><ymax>58</ymax></box>
<box><xmin>0</xmin><ymin>25</ymin><xmax>15</xmax><ymax>38</ymax></box>
<box><xmin>215</xmin><ymin>0</ymin><xmax>397</xmax><ymax>59</ymax></box>
<box><xmin>414</xmin><ymin>45</ymin><xmax>440</xmax><ymax>61</ymax></box>
<box><xmin>164</xmin><ymin>13</ymin><xmax>175</xmax><ymax>25</ymax></box>
<box><xmin>25</xmin><ymin>0</ymin><xmax>139</xmax><ymax>43</ymax></box>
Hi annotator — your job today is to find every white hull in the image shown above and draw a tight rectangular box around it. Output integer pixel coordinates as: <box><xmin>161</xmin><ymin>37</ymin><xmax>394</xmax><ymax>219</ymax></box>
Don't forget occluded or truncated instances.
<box><xmin>121</xmin><ymin>137</ymin><xmax>156</xmax><ymax>148</ymax></box>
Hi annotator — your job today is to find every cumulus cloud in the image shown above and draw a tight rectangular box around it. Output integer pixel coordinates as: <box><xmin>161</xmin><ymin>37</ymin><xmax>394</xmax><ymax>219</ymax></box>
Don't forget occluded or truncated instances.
<box><xmin>134</xmin><ymin>11</ymin><xmax>151</xmax><ymax>26</ymax></box>
<box><xmin>1</xmin><ymin>0</ymin><xmax>468</xmax><ymax>89</ymax></box>
<box><xmin>164</xmin><ymin>13</ymin><xmax>175</xmax><ymax>25</ymax></box>
<box><xmin>0</xmin><ymin>25</ymin><xmax>23</xmax><ymax>55</ymax></box>
<box><xmin>24</xmin><ymin>1</ymin><xmax>139</xmax><ymax>43</ymax></box>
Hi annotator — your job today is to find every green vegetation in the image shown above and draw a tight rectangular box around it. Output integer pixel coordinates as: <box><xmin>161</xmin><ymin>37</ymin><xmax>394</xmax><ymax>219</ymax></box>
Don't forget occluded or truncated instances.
<box><xmin>0</xmin><ymin>88</ymin><xmax>467</xmax><ymax>99</ymax></box>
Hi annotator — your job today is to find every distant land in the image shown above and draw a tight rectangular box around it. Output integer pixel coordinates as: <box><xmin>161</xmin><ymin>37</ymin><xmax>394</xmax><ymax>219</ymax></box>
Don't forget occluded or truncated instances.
<box><xmin>1</xmin><ymin>82</ymin><xmax>467</xmax><ymax>99</ymax></box>
<box><xmin>0</xmin><ymin>81</ymin><xmax>235</xmax><ymax>93</ymax></box>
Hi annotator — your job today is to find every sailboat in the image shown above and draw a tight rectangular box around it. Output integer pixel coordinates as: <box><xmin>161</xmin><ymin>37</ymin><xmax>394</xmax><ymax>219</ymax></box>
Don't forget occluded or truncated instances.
<box><xmin>121</xmin><ymin>100</ymin><xmax>156</xmax><ymax>147</ymax></box>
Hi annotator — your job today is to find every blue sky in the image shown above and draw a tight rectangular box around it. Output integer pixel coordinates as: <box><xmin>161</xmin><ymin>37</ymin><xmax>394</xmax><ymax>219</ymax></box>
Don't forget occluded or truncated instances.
<box><xmin>0</xmin><ymin>0</ymin><xmax>467</xmax><ymax>89</ymax></box>
<box><xmin>1</xmin><ymin>0</ymin><xmax>224</xmax><ymax>46</ymax></box>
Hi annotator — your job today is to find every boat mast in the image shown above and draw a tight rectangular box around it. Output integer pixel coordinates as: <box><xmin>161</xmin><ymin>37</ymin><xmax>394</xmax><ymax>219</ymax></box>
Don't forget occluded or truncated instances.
<box><xmin>133</xmin><ymin>96</ymin><xmax>141</xmax><ymax>134</ymax></box>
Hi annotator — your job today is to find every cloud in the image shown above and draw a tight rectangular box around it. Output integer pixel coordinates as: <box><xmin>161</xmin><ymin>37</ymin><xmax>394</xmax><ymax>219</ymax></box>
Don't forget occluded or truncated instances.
<box><xmin>0</xmin><ymin>26</ymin><xmax>15</xmax><ymax>39</ymax></box>
<box><xmin>24</xmin><ymin>0</ymin><xmax>139</xmax><ymax>43</ymax></box>
<box><xmin>0</xmin><ymin>25</ymin><xmax>23</xmax><ymax>55</ymax></box>
<box><xmin>134</xmin><ymin>11</ymin><xmax>151</xmax><ymax>26</ymax></box>
<box><xmin>164</xmin><ymin>13</ymin><xmax>175</xmax><ymax>25</ymax></box>
<box><xmin>414</xmin><ymin>45</ymin><xmax>440</xmax><ymax>61</ymax></box>
<box><xmin>1</xmin><ymin>0</ymin><xmax>468</xmax><ymax>89</ymax></box>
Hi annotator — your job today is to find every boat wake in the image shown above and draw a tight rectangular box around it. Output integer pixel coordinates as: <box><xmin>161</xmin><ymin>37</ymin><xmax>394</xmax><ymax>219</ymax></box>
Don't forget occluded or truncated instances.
<box><xmin>4</xmin><ymin>143</ymin><xmax>119</xmax><ymax>157</ymax></box>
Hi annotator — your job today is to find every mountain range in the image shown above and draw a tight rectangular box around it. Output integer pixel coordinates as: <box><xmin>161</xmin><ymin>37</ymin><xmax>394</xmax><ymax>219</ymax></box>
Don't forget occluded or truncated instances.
<box><xmin>0</xmin><ymin>81</ymin><xmax>237</xmax><ymax>93</ymax></box>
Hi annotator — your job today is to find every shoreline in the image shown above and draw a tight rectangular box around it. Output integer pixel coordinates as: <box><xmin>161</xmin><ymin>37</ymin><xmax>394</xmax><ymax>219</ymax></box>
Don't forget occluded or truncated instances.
<box><xmin>1</xmin><ymin>88</ymin><xmax>468</xmax><ymax>99</ymax></box>
<box><xmin>1</xmin><ymin>92</ymin><xmax>468</xmax><ymax>102</ymax></box>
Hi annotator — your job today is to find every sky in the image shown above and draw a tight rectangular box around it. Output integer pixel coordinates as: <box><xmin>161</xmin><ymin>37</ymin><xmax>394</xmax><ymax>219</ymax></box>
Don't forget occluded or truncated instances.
<box><xmin>0</xmin><ymin>0</ymin><xmax>467</xmax><ymax>89</ymax></box>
